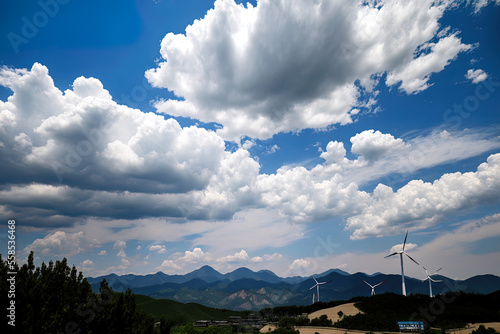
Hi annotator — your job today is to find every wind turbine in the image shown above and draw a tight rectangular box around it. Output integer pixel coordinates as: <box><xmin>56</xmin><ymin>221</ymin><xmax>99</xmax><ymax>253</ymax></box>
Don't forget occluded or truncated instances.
<box><xmin>384</xmin><ymin>230</ymin><xmax>419</xmax><ymax>296</ymax></box>
<box><xmin>422</xmin><ymin>267</ymin><xmax>443</xmax><ymax>298</ymax></box>
<box><xmin>309</xmin><ymin>276</ymin><xmax>331</xmax><ymax>303</ymax></box>
<box><xmin>363</xmin><ymin>280</ymin><xmax>385</xmax><ymax>296</ymax></box>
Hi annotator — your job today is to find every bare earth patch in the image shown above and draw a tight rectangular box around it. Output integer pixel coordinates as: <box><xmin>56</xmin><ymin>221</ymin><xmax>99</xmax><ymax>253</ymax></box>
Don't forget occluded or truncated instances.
<box><xmin>308</xmin><ymin>302</ymin><xmax>363</xmax><ymax>323</ymax></box>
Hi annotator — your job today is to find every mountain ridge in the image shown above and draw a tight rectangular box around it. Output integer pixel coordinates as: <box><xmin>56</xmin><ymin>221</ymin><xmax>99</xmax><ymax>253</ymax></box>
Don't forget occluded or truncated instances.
<box><xmin>87</xmin><ymin>266</ymin><xmax>500</xmax><ymax>311</ymax></box>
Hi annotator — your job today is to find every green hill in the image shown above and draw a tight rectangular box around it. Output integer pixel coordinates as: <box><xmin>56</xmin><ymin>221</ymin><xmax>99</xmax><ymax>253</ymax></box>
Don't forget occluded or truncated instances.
<box><xmin>135</xmin><ymin>294</ymin><xmax>247</xmax><ymax>323</ymax></box>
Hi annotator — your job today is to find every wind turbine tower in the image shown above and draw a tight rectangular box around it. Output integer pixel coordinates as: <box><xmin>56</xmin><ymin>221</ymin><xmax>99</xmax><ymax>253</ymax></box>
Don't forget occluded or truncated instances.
<box><xmin>422</xmin><ymin>267</ymin><xmax>443</xmax><ymax>298</ymax></box>
<box><xmin>363</xmin><ymin>280</ymin><xmax>385</xmax><ymax>296</ymax></box>
<box><xmin>309</xmin><ymin>276</ymin><xmax>331</xmax><ymax>303</ymax></box>
<box><xmin>385</xmin><ymin>231</ymin><xmax>419</xmax><ymax>296</ymax></box>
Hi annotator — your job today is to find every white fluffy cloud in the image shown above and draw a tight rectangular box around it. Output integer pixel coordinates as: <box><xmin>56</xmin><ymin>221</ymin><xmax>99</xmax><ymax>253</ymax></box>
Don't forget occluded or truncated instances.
<box><xmin>178</xmin><ymin>248</ymin><xmax>209</xmax><ymax>263</ymax></box>
<box><xmin>148</xmin><ymin>244</ymin><xmax>167</xmax><ymax>254</ymax></box>
<box><xmin>350</xmin><ymin>130</ymin><xmax>406</xmax><ymax>162</ymax></box>
<box><xmin>113</xmin><ymin>240</ymin><xmax>126</xmax><ymax>249</ymax></box>
<box><xmin>346</xmin><ymin>153</ymin><xmax>500</xmax><ymax>239</ymax></box>
<box><xmin>147</xmin><ymin>0</ymin><xmax>471</xmax><ymax>140</ymax></box>
<box><xmin>216</xmin><ymin>249</ymin><xmax>249</xmax><ymax>263</ymax></box>
<box><xmin>466</xmin><ymin>69</ymin><xmax>488</xmax><ymax>84</ymax></box>
<box><xmin>386</xmin><ymin>34</ymin><xmax>472</xmax><ymax>93</ymax></box>
<box><xmin>288</xmin><ymin>258</ymin><xmax>313</xmax><ymax>276</ymax></box>
<box><xmin>82</xmin><ymin>259</ymin><xmax>94</xmax><ymax>267</ymax></box>
<box><xmin>24</xmin><ymin>231</ymin><xmax>88</xmax><ymax>257</ymax></box>
<box><xmin>2</xmin><ymin>63</ymin><xmax>500</xmax><ymax>248</ymax></box>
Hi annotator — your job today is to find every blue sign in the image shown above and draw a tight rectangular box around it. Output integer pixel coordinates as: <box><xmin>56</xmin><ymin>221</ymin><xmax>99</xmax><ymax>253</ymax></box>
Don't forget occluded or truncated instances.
<box><xmin>398</xmin><ymin>321</ymin><xmax>425</xmax><ymax>332</ymax></box>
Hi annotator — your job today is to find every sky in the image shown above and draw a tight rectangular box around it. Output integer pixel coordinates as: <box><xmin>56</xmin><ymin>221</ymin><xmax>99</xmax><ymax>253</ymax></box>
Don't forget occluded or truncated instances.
<box><xmin>0</xmin><ymin>0</ymin><xmax>500</xmax><ymax>281</ymax></box>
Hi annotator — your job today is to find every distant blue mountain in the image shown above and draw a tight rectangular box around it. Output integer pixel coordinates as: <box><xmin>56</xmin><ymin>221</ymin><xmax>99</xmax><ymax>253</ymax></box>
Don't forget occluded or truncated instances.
<box><xmin>87</xmin><ymin>266</ymin><xmax>500</xmax><ymax>311</ymax></box>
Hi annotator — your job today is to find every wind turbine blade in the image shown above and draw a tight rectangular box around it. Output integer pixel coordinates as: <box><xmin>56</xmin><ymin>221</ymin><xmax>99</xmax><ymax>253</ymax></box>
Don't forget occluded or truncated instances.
<box><xmin>313</xmin><ymin>276</ymin><xmax>318</xmax><ymax>284</ymax></box>
<box><xmin>403</xmin><ymin>230</ymin><xmax>408</xmax><ymax>251</ymax></box>
<box><xmin>404</xmin><ymin>252</ymin><xmax>419</xmax><ymax>265</ymax></box>
<box><xmin>363</xmin><ymin>280</ymin><xmax>373</xmax><ymax>287</ymax></box>
<box><xmin>309</xmin><ymin>285</ymin><xmax>317</xmax><ymax>290</ymax></box>
<box><xmin>384</xmin><ymin>252</ymin><xmax>398</xmax><ymax>258</ymax></box>
<box><xmin>374</xmin><ymin>281</ymin><xmax>385</xmax><ymax>287</ymax></box>
<box><xmin>429</xmin><ymin>278</ymin><xmax>443</xmax><ymax>283</ymax></box>
<box><xmin>434</xmin><ymin>267</ymin><xmax>443</xmax><ymax>274</ymax></box>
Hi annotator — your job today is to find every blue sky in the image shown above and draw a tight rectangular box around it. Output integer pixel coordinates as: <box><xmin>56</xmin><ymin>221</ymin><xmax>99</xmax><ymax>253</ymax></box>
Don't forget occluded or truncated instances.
<box><xmin>1</xmin><ymin>0</ymin><xmax>500</xmax><ymax>281</ymax></box>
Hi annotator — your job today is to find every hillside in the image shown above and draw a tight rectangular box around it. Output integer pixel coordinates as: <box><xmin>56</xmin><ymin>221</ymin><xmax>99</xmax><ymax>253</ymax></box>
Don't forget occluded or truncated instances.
<box><xmin>134</xmin><ymin>294</ymin><xmax>246</xmax><ymax>323</ymax></box>
<box><xmin>260</xmin><ymin>291</ymin><xmax>500</xmax><ymax>332</ymax></box>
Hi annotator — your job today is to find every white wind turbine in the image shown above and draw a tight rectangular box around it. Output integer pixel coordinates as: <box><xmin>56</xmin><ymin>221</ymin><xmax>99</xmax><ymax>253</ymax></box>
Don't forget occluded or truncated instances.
<box><xmin>363</xmin><ymin>280</ymin><xmax>385</xmax><ymax>296</ymax></box>
<box><xmin>309</xmin><ymin>276</ymin><xmax>331</xmax><ymax>303</ymax></box>
<box><xmin>384</xmin><ymin>230</ymin><xmax>419</xmax><ymax>296</ymax></box>
<box><xmin>422</xmin><ymin>267</ymin><xmax>443</xmax><ymax>298</ymax></box>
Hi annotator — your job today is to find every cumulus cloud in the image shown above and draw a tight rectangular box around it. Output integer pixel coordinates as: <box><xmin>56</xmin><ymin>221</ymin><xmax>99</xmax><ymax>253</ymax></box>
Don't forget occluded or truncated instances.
<box><xmin>24</xmin><ymin>231</ymin><xmax>88</xmax><ymax>257</ymax></box>
<box><xmin>264</xmin><ymin>253</ymin><xmax>283</xmax><ymax>261</ymax></box>
<box><xmin>178</xmin><ymin>248</ymin><xmax>209</xmax><ymax>263</ymax></box>
<box><xmin>147</xmin><ymin>0</ymin><xmax>471</xmax><ymax>140</ymax></box>
<box><xmin>288</xmin><ymin>259</ymin><xmax>312</xmax><ymax>274</ymax></box>
<box><xmin>466</xmin><ymin>69</ymin><xmax>488</xmax><ymax>84</ymax></box>
<box><xmin>2</xmin><ymin>63</ymin><xmax>500</xmax><ymax>248</ymax></box>
<box><xmin>98</xmin><ymin>250</ymin><xmax>106</xmax><ymax>256</ymax></box>
<box><xmin>216</xmin><ymin>249</ymin><xmax>249</xmax><ymax>263</ymax></box>
<box><xmin>117</xmin><ymin>248</ymin><xmax>127</xmax><ymax>258</ymax></box>
<box><xmin>113</xmin><ymin>240</ymin><xmax>126</xmax><ymax>249</ymax></box>
<box><xmin>148</xmin><ymin>244</ymin><xmax>167</xmax><ymax>254</ymax></box>
<box><xmin>82</xmin><ymin>259</ymin><xmax>94</xmax><ymax>267</ymax></box>
<box><xmin>157</xmin><ymin>259</ymin><xmax>182</xmax><ymax>272</ymax></box>
<box><xmin>0</xmin><ymin>63</ymin><xmax>259</xmax><ymax>226</ymax></box>
<box><xmin>346</xmin><ymin>153</ymin><xmax>500</xmax><ymax>239</ymax></box>
<box><xmin>350</xmin><ymin>130</ymin><xmax>406</xmax><ymax>162</ymax></box>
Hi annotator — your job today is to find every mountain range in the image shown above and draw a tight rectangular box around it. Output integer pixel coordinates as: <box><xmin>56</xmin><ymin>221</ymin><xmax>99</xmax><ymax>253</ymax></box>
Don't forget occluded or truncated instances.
<box><xmin>87</xmin><ymin>267</ymin><xmax>500</xmax><ymax>311</ymax></box>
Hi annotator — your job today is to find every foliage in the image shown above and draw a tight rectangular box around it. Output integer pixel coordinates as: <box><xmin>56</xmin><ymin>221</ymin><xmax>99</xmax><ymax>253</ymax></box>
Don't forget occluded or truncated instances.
<box><xmin>472</xmin><ymin>325</ymin><xmax>498</xmax><ymax>334</ymax></box>
<box><xmin>334</xmin><ymin>292</ymin><xmax>500</xmax><ymax>331</ymax></box>
<box><xmin>309</xmin><ymin>314</ymin><xmax>332</xmax><ymax>327</ymax></box>
<box><xmin>135</xmin><ymin>294</ymin><xmax>246</xmax><ymax>323</ymax></box>
<box><xmin>0</xmin><ymin>251</ymin><xmax>166</xmax><ymax>333</ymax></box>
<box><xmin>261</xmin><ymin>291</ymin><xmax>500</xmax><ymax>332</ymax></box>
<box><xmin>260</xmin><ymin>299</ymin><xmax>358</xmax><ymax>321</ymax></box>
<box><xmin>171</xmin><ymin>323</ymin><xmax>233</xmax><ymax>334</ymax></box>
